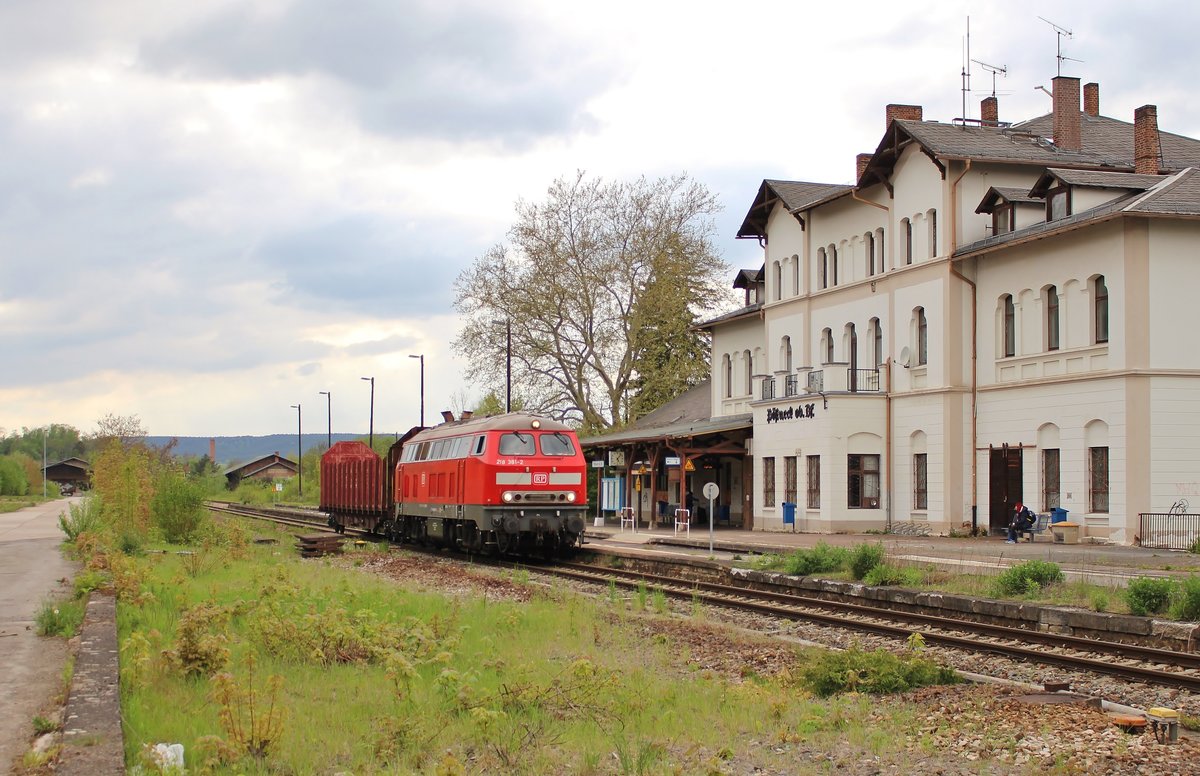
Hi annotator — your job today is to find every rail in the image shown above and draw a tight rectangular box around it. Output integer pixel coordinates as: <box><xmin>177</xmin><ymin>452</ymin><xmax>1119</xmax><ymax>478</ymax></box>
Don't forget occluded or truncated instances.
<box><xmin>1138</xmin><ymin>512</ymin><xmax>1200</xmax><ymax>550</ymax></box>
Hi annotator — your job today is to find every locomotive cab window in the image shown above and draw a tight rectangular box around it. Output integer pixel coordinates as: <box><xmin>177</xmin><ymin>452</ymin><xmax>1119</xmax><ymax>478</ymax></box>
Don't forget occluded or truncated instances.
<box><xmin>539</xmin><ymin>432</ymin><xmax>576</xmax><ymax>456</ymax></box>
<box><xmin>471</xmin><ymin>435</ymin><xmax>487</xmax><ymax>455</ymax></box>
<box><xmin>498</xmin><ymin>432</ymin><xmax>536</xmax><ymax>456</ymax></box>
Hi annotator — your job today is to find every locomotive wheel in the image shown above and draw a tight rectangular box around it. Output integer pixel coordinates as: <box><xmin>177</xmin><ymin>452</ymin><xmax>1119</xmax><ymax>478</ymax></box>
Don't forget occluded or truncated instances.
<box><xmin>495</xmin><ymin>532</ymin><xmax>514</xmax><ymax>555</ymax></box>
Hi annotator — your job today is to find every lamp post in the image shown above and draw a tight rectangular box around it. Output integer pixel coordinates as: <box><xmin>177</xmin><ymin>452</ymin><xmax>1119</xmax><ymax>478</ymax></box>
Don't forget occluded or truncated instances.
<box><xmin>408</xmin><ymin>354</ymin><xmax>425</xmax><ymax>427</ymax></box>
<box><xmin>318</xmin><ymin>391</ymin><xmax>331</xmax><ymax>450</ymax></box>
<box><xmin>361</xmin><ymin>376</ymin><xmax>375</xmax><ymax>449</ymax></box>
<box><xmin>290</xmin><ymin>404</ymin><xmax>302</xmax><ymax>497</ymax></box>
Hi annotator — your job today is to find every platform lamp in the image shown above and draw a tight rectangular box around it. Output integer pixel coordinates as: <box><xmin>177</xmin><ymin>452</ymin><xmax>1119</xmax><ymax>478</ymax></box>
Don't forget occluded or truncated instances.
<box><xmin>361</xmin><ymin>376</ymin><xmax>375</xmax><ymax>449</ymax></box>
<box><xmin>408</xmin><ymin>354</ymin><xmax>425</xmax><ymax>428</ymax></box>
<box><xmin>318</xmin><ymin>391</ymin><xmax>331</xmax><ymax>450</ymax></box>
<box><xmin>290</xmin><ymin>404</ymin><xmax>302</xmax><ymax>497</ymax></box>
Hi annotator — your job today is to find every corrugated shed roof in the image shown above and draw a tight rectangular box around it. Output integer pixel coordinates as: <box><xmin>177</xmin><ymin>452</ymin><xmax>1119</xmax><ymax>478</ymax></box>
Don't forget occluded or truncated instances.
<box><xmin>581</xmin><ymin>381</ymin><xmax>752</xmax><ymax>447</ymax></box>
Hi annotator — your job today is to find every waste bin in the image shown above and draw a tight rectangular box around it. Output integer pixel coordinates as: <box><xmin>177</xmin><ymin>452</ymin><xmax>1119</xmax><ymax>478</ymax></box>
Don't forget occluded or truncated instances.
<box><xmin>1051</xmin><ymin>521</ymin><xmax>1080</xmax><ymax>544</ymax></box>
<box><xmin>1051</xmin><ymin>507</ymin><xmax>1069</xmax><ymax>523</ymax></box>
<box><xmin>782</xmin><ymin>502</ymin><xmax>796</xmax><ymax>526</ymax></box>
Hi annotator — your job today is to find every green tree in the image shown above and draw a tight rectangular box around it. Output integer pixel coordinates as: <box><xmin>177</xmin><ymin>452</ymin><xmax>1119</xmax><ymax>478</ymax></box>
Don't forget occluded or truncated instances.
<box><xmin>453</xmin><ymin>171</ymin><xmax>731</xmax><ymax>434</ymax></box>
<box><xmin>0</xmin><ymin>456</ymin><xmax>30</xmax><ymax>495</ymax></box>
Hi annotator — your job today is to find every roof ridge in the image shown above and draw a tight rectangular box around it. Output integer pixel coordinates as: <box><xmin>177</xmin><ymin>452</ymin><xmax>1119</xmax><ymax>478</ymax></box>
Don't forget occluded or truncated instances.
<box><xmin>1122</xmin><ymin>167</ymin><xmax>1193</xmax><ymax>211</ymax></box>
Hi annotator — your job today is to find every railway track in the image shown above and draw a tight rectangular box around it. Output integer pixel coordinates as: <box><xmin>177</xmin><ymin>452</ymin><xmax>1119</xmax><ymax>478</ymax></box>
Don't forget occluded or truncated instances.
<box><xmin>209</xmin><ymin>501</ymin><xmax>1200</xmax><ymax>692</ymax></box>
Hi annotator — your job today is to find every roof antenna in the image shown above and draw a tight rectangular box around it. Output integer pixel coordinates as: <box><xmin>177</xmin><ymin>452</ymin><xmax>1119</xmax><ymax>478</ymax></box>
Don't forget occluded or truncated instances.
<box><xmin>960</xmin><ymin>16</ymin><xmax>971</xmax><ymax>122</ymax></box>
<box><xmin>972</xmin><ymin>59</ymin><xmax>1007</xmax><ymax>98</ymax></box>
<box><xmin>1038</xmin><ymin>16</ymin><xmax>1083</xmax><ymax>76</ymax></box>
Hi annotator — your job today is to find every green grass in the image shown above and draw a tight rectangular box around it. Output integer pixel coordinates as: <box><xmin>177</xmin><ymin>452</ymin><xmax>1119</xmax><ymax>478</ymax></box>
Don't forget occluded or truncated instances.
<box><xmin>35</xmin><ymin>598</ymin><xmax>85</xmax><ymax>638</ymax></box>
<box><xmin>115</xmin><ymin>518</ymin><xmax>959</xmax><ymax>774</ymax></box>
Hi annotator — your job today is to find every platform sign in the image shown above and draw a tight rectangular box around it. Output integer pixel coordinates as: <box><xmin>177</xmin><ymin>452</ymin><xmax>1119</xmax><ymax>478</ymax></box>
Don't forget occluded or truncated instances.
<box><xmin>591</xmin><ymin>460</ymin><xmax>604</xmax><ymax>468</ymax></box>
<box><xmin>664</xmin><ymin>456</ymin><xmax>681</xmax><ymax>466</ymax></box>
<box><xmin>702</xmin><ymin>482</ymin><xmax>720</xmax><ymax>554</ymax></box>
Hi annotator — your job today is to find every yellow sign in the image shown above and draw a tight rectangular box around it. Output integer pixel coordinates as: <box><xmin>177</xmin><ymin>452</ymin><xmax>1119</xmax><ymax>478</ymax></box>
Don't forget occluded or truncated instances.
<box><xmin>634</xmin><ymin>478</ymin><xmax>642</xmax><ymax>491</ymax></box>
<box><xmin>684</xmin><ymin>460</ymin><xmax>695</xmax><ymax>472</ymax></box>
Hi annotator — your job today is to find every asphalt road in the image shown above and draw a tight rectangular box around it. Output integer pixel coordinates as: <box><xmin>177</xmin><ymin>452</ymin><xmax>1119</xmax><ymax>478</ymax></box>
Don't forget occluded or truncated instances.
<box><xmin>0</xmin><ymin>498</ymin><xmax>78</xmax><ymax>772</ymax></box>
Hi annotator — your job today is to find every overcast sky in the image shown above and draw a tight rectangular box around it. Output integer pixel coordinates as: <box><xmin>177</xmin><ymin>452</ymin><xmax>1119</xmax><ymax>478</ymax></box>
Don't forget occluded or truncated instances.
<box><xmin>1</xmin><ymin>0</ymin><xmax>1196</xmax><ymax>438</ymax></box>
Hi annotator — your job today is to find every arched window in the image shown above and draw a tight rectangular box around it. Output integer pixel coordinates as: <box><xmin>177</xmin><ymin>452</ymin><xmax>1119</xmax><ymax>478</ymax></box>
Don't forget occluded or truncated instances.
<box><xmin>876</xmin><ymin>227</ymin><xmax>886</xmax><ymax>271</ymax></box>
<box><xmin>1094</xmin><ymin>275</ymin><xmax>1109</xmax><ymax>343</ymax></box>
<box><xmin>822</xmin><ymin>328</ymin><xmax>833</xmax><ymax>364</ymax></box>
<box><xmin>927</xmin><ymin>208</ymin><xmax>938</xmax><ymax>257</ymax></box>
<box><xmin>791</xmin><ymin>254</ymin><xmax>800</xmax><ymax>296</ymax></box>
<box><xmin>818</xmin><ymin>248</ymin><xmax>828</xmax><ymax>289</ymax></box>
<box><xmin>780</xmin><ymin>336</ymin><xmax>792</xmax><ymax>373</ymax></box>
<box><xmin>829</xmin><ymin>244</ymin><xmax>839</xmax><ymax>286</ymax></box>
<box><xmin>1045</xmin><ymin>285</ymin><xmax>1060</xmax><ymax>351</ymax></box>
<box><xmin>871</xmin><ymin>317</ymin><xmax>883</xmax><ymax>366</ymax></box>
<box><xmin>865</xmin><ymin>232</ymin><xmax>875</xmax><ymax>276</ymax></box>
<box><xmin>902</xmin><ymin>218</ymin><xmax>913</xmax><ymax>265</ymax></box>
<box><xmin>772</xmin><ymin>260</ymin><xmax>782</xmax><ymax>301</ymax></box>
<box><xmin>743</xmin><ymin>349</ymin><xmax>753</xmax><ymax>395</ymax></box>
<box><xmin>916</xmin><ymin>307</ymin><xmax>928</xmax><ymax>365</ymax></box>
<box><xmin>1003</xmin><ymin>294</ymin><xmax>1016</xmax><ymax>357</ymax></box>
<box><xmin>722</xmin><ymin>354</ymin><xmax>732</xmax><ymax>398</ymax></box>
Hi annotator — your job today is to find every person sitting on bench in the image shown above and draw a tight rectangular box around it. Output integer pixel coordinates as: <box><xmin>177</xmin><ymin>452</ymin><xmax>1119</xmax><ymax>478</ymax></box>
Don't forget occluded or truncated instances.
<box><xmin>1006</xmin><ymin>502</ymin><xmax>1035</xmax><ymax>543</ymax></box>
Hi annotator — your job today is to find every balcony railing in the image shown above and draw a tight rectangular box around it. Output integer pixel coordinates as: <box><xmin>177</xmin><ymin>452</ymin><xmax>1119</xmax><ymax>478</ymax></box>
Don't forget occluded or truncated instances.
<box><xmin>761</xmin><ymin>377</ymin><xmax>776</xmax><ymax>400</ymax></box>
<box><xmin>806</xmin><ymin>370</ymin><xmax>824</xmax><ymax>392</ymax></box>
<box><xmin>848</xmin><ymin>368</ymin><xmax>881</xmax><ymax>392</ymax></box>
<box><xmin>784</xmin><ymin>374</ymin><xmax>799</xmax><ymax>397</ymax></box>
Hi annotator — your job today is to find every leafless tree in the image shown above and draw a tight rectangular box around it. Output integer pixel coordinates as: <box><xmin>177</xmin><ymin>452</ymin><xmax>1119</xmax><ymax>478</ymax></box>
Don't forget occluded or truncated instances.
<box><xmin>454</xmin><ymin>172</ymin><xmax>731</xmax><ymax>432</ymax></box>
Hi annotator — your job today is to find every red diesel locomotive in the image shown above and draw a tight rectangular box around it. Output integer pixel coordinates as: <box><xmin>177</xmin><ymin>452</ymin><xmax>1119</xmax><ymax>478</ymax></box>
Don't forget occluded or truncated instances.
<box><xmin>320</xmin><ymin>412</ymin><xmax>588</xmax><ymax>555</ymax></box>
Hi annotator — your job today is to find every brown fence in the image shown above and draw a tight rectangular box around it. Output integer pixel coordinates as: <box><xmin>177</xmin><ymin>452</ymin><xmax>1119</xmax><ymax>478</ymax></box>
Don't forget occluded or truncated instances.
<box><xmin>1138</xmin><ymin>512</ymin><xmax>1200</xmax><ymax>550</ymax></box>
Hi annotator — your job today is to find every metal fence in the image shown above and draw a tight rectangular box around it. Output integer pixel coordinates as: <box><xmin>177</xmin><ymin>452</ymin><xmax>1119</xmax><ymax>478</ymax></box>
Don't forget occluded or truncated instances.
<box><xmin>848</xmin><ymin>368</ymin><xmax>881</xmax><ymax>392</ymax></box>
<box><xmin>1138</xmin><ymin>512</ymin><xmax>1200</xmax><ymax>550</ymax></box>
<box><xmin>785</xmin><ymin>374</ymin><xmax>799</xmax><ymax>397</ymax></box>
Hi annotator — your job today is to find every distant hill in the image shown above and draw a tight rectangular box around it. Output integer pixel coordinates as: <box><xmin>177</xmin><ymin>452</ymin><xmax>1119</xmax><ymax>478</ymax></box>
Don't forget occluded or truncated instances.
<box><xmin>146</xmin><ymin>434</ymin><xmax>378</xmax><ymax>465</ymax></box>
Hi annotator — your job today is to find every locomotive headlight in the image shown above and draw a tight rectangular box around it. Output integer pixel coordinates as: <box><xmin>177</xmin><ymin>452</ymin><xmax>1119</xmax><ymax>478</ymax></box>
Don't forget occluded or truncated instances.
<box><xmin>566</xmin><ymin>492</ymin><xmax>576</xmax><ymax>503</ymax></box>
<box><xmin>531</xmin><ymin>419</ymin><xmax>541</xmax><ymax>429</ymax></box>
<box><xmin>502</xmin><ymin>491</ymin><xmax>515</xmax><ymax>503</ymax></box>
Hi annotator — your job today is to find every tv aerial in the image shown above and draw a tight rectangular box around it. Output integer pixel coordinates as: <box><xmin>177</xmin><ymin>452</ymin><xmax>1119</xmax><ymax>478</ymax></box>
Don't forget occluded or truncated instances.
<box><xmin>971</xmin><ymin>59</ymin><xmax>1007</xmax><ymax>97</ymax></box>
<box><xmin>1038</xmin><ymin>16</ymin><xmax>1083</xmax><ymax>76</ymax></box>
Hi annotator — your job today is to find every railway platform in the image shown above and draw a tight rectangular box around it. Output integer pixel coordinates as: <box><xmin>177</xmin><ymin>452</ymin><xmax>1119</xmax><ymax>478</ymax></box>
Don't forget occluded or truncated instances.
<box><xmin>586</xmin><ymin>522</ymin><xmax>1200</xmax><ymax>585</ymax></box>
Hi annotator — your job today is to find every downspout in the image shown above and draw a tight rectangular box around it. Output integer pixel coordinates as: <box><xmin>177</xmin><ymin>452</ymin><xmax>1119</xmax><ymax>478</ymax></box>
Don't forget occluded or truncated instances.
<box><xmin>854</xmin><ymin>186</ymin><xmax>891</xmax><ymax>528</ymax></box>
<box><xmin>948</xmin><ymin>158</ymin><xmax>978</xmax><ymax>533</ymax></box>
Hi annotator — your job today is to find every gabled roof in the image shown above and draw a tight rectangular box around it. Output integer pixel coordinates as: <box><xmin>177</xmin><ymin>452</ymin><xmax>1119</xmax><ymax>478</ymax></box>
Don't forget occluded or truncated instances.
<box><xmin>737</xmin><ymin>179</ymin><xmax>852</xmax><ymax>239</ymax></box>
<box><xmin>957</xmin><ymin>168</ymin><xmax>1200</xmax><ymax>259</ymax></box>
<box><xmin>225</xmin><ymin>453</ymin><xmax>298</xmax><ymax>479</ymax></box>
<box><xmin>44</xmin><ymin>457</ymin><xmax>90</xmax><ymax>472</ymax></box>
<box><xmin>976</xmin><ymin>186</ymin><xmax>1045</xmax><ymax>214</ymax></box>
<box><xmin>732</xmin><ymin>268</ymin><xmax>761</xmax><ymax>289</ymax></box>
<box><xmin>1030</xmin><ymin>168</ymin><xmax>1166</xmax><ymax>197</ymax></box>
<box><xmin>861</xmin><ymin>113</ymin><xmax>1200</xmax><ymax>189</ymax></box>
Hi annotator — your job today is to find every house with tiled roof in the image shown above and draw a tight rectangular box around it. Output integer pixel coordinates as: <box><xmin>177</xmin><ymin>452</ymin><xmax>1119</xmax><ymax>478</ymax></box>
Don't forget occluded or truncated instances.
<box><xmin>704</xmin><ymin>76</ymin><xmax>1200</xmax><ymax>545</ymax></box>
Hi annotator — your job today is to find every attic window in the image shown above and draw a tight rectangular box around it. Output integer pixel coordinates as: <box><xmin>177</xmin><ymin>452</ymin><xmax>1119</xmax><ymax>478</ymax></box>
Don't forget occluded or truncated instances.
<box><xmin>1047</xmin><ymin>186</ymin><xmax>1070</xmax><ymax>221</ymax></box>
<box><xmin>993</xmin><ymin>204</ymin><xmax>1014</xmax><ymax>235</ymax></box>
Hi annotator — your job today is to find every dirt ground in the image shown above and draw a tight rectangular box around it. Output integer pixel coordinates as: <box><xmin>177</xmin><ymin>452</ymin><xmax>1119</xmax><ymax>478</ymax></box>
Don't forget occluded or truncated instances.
<box><xmin>0</xmin><ymin>499</ymin><xmax>79</xmax><ymax>773</ymax></box>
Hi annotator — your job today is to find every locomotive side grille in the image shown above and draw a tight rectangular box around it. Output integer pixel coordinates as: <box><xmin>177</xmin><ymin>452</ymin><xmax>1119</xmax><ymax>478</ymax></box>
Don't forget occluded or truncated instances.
<box><xmin>496</xmin><ymin>472</ymin><xmax>532</xmax><ymax>485</ymax></box>
<box><xmin>548</xmin><ymin>473</ymin><xmax>582</xmax><ymax>485</ymax></box>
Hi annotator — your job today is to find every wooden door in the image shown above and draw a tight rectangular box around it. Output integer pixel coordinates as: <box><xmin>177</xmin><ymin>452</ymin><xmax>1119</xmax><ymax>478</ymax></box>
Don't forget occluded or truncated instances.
<box><xmin>989</xmin><ymin>447</ymin><xmax>1023</xmax><ymax>533</ymax></box>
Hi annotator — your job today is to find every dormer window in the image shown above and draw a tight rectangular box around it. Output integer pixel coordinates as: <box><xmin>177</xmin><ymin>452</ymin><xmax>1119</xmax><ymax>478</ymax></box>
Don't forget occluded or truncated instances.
<box><xmin>993</xmin><ymin>204</ymin><xmax>1014</xmax><ymax>235</ymax></box>
<box><xmin>1047</xmin><ymin>186</ymin><xmax>1070</xmax><ymax>221</ymax></box>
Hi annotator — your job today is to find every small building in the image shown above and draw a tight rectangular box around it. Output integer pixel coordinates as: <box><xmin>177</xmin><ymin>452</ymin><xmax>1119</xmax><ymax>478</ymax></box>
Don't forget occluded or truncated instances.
<box><xmin>43</xmin><ymin>457</ymin><xmax>91</xmax><ymax>489</ymax></box>
<box><xmin>224</xmin><ymin>452</ymin><xmax>298</xmax><ymax>489</ymax></box>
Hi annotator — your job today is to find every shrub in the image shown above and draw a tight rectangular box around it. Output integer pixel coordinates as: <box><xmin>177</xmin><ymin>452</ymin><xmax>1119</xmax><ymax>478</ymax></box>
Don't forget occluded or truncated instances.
<box><xmin>152</xmin><ymin>469</ymin><xmax>207</xmax><ymax>544</ymax></box>
<box><xmin>850</xmin><ymin>542</ymin><xmax>886</xmax><ymax>580</ymax></box>
<box><xmin>781</xmin><ymin>542</ymin><xmax>850</xmax><ymax>576</ymax></box>
<box><xmin>992</xmin><ymin>560</ymin><xmax>1065</xmax><ymax>597</ymax></box>
<box><xmin>800</xmin><ymin>647</ymin><xmax>960</xmax><ymax>697</ymax></box>
<box><xmin>166</xmin><ymin>602</ymin><xmax>232</xmax><ymax>677</ymax></box>
<box><xmin>0</xmin><ymin>455</ymin><xmax>30</xmax><ymax>496</ymax></box>
<box><xmin>58</xmin><ymin>496</ymin><xmax>105</xmax><ymax>541</ymax></box>
<box><xmin>863</xmin><ymin>563</ymin><xmax>921</xmax><ymax>587</ymax></box>
<box><xmin>73</xmin><ymin>569</ymin><xmax>108</xmax><ymax>598</ymax></box>
<box><xmin>1168</xmin><ymin>576</ymin><xmax>1200</xmax><ymax>621</ymax></box>
<box><xmin>1189</xmin><ymin>537</ymin><xmax>1200</xmax><ymax>555</ymax></box>
<box><xmin>1125</xmin><ymin>576</ymin><xmax>1176</xmax><ymax>617</ymax></box>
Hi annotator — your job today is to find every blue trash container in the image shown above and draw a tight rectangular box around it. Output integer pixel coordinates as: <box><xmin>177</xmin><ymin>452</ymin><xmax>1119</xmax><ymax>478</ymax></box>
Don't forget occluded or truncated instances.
<box><xmin>1051</xmin><ymin>507</ymin><xmax>1069</xmax><ymax>523</ymax></box>
<box><xmin>782</xmin><ymin>502</ymin><xmax>796</xmax><ymax>525</ymax></box>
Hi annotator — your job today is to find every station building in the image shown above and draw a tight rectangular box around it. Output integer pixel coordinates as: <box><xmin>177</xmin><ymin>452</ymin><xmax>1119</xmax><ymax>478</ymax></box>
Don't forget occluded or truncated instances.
<box><xmin>705</xmin><ymin>76</ymin><xmax>1200</xmax><ymax>545</ymax></box>
<box><xmin>588</xmin><ymin>77</ymin><xmax>1200</xmax><ymax>546</ymax></box>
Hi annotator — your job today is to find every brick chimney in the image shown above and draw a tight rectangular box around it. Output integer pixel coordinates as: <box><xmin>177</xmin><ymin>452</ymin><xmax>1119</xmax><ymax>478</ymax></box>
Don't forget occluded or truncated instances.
<box><xmin>460</xmin><ymin>410</ymin><xmax>474</xmax><ymax>421</ymax></box>
<box><xmin>980</xmin><ymin>96</ymin><xmax>998</xmax><ymax>126</ymax></box>
<box><xmin>1134</xmin><ymin>104</ymin><xmax>1161</xmax><ymax>174</ymax></box>
<box><xmin>1052</xmin><ymin>76</ymin><xmax>1081</xmax><ymax>151</ymax></box>
<box><xmin>885</xmin><ymin>103</ymin><xmax>922</xmax><ymax>129</ymax></box>
<box><xmin>1083</xmin><ymin>82</ymin><xmax>1100</xmax><ymax>117</ymax></box>
<box><xmin>856</xmin><ymin>153</ymin><xmax>873</xmax><ymax>180</ymax></box>
<box><xmin>209</xmin><ymin>438</ymin><xmax>216</xmax><ymax>460</ymax></box>
<box><xmin>440</xmin><ymin>410</ymin><xmax>455</xmax><ymax>423</ymax></box>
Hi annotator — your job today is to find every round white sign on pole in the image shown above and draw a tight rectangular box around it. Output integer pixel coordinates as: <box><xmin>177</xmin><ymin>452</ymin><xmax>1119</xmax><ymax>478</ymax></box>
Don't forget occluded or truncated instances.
<box><xmin>702</xmin><ymin>482</ymin><xmax>720</xmax><ymax>501</ymax></box>
<box><xmin>702</xmin><ymin>482</ymin><xmax>720</xmax><ymax>554</ymax></box>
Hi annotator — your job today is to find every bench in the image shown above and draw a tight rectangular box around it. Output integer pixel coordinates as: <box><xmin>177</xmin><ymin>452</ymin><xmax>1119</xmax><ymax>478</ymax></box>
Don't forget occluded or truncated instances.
<box><xmin>1020</xmin><ymin>514</ymin><xmax>1051</xmax><ymax>542</ymax></box>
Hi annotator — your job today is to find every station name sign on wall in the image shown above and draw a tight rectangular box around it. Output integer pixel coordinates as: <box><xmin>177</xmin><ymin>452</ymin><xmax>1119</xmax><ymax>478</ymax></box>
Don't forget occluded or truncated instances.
<box><xmin>766</xmin><ymin>403</ymin><xmax>817</xmax><ymax>424</ymax></box>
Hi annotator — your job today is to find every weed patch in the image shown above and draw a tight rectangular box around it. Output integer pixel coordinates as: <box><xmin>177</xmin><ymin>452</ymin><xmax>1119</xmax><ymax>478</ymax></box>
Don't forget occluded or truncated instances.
<box><xmin>991</xmin><ymin>560</ymin><xmax>1064</xmax><ymax>597</ymax></box>
<box><xmin>35</xmin><ymin>598</ymin><xmax>84</xmax><ymax>638</ymax></box>
<box><xmin>1125</xmin><ymin>576</ymin><xmax>1175</xmax><ymax>616</ymax></box>
<box><xmin>799</xmin><ymin>647</ymin><xmax>960</xmax><ymax>697</ymax></box>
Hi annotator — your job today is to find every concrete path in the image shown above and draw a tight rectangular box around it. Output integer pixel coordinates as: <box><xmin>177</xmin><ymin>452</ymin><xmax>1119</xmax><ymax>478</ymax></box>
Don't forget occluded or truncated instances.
<box><xmin>0</xmin><ymin>498</ymin><xmax>79</xmax><ymax>772</ymax></box>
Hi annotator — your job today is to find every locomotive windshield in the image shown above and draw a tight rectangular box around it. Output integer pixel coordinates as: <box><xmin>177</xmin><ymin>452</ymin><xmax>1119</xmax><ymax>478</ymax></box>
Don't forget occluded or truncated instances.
<box><xmin>539</xmin><ymin>432</ymin><xmax>576</xmax><ymax>456</ymax></box>
<box><xmin>498</xmin><ymin>432</ymin><xmax>536</xmax><ymax>456</ymax></box>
